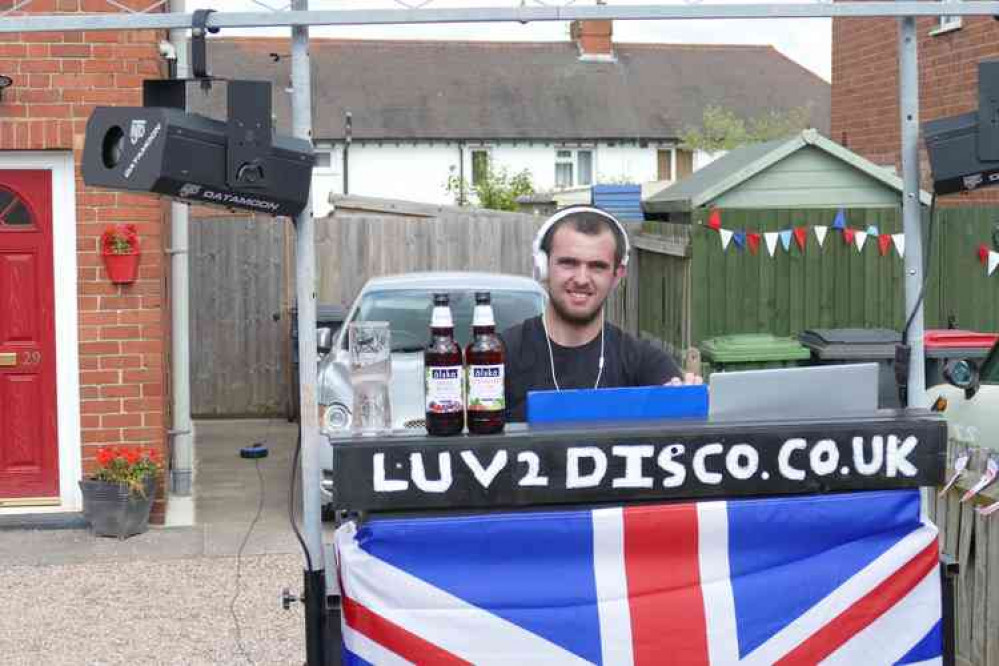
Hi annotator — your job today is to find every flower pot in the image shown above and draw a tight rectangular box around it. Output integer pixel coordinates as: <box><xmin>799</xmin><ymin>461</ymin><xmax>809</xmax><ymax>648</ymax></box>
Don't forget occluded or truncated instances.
<box><xmin>102</xmin><ymin>251</ymin><xmax>140</xmax><ymax>285</ymax></box>
<box><xmin>79</xmin><ymin>476</ymin><xmax>156</xmax><ymax>539</ymax></box>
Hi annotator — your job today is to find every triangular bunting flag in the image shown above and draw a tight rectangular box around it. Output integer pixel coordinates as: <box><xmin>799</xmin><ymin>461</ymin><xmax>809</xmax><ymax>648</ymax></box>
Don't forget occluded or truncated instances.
<box><xmin>843</xmin><ymin>228</ymin><xmax>856</xmax><ymax>244</ymax></box>
<box><xmin>866</xmin><ymin>225</ymin><xmax>879</xmax><ymax>237</ymax></box>
<box><xmin>707</xmin><ymin>209</ymin><xmax>722</xmax><ymax>230</ymax></box>
<box><xmin>779</xmin><ymin>229</ymin><xmax>793</xmax><ymax>251</ymax></box>
<box><xmin>747</xmin><ymin>232</ymin><xmax>761</xmax><ymax>255</ymax></box>
<box><xmin>979</xmin><ymin>244</ymin><xmax>990</xmax><ymax>265</ymax></box>
<box><xmin>832</xmin><ymin>209</ymin><xmax>846</xmax><ymax>230</ymax></box>
<box><xmin>854</xmin><ymin>230</ymin><xmax>868</xmax><ymax>252</ymax></box>
<box><xmin>892</xmin><ymin>233</ymin><xmax>905</xmax><ymax>258</ymax></box>
<box><xmin>814</xmin><ymin>225</ymin><xmax>828</xmax><ymax>247</ymax></box>
<box><xmin>990</xmin><ymin>251</ymin><xmax>999</xmax><ymax>276</ymax></box>
<box><xmin>765</xmin><ymin>232</ymin><xmax>779</xmax><ymax>257</ymax></box>
<box><xmin>877</xmin><ymin>234</ymin><xmax>892</xmax><ymax>256</ymax></box>
<box><xmin>719</xmin><ymin>228</ymin><xmax>733</xmax><ymax>251</ymax></box>
<box><xmin>733</xmin><ymin>230</ymin><xmax>746</xmax><ymax>249</ymax></box>
<box><xmin>793</xmin><ymin>227</ymin><xmax>807</xmax><ymax>251</ymax></box>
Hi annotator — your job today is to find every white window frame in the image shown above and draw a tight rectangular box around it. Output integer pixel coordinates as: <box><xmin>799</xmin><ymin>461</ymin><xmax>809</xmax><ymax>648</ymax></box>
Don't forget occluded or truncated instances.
<box><xmin>313</xmin><ymin>143</ymin><xmax>337</xmax><ymax>174</ymax></box>
<box><xmin>932</xmin><ymin>0</ymin><xmax>962</xmax><ymax>34</ymax></box>
<box><xmin>554</xmin><ymin>146</ymin><xmax>596</xmax><ymax>189</ymax></box>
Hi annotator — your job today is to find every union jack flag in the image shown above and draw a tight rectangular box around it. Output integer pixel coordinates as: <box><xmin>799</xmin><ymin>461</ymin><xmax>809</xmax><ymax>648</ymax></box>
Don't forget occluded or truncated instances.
<box><xmin>335</xmin><ymin>489</ymin><xmax>942</xmax><ymax>665</ymax></box>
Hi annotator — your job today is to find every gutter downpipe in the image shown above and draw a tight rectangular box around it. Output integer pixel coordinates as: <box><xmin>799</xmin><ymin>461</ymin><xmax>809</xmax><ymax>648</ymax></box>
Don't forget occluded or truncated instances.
<box><xmin>167</xmin><ymin>0</ymin><xmax>194</xmax><ymax>511</ymax></box>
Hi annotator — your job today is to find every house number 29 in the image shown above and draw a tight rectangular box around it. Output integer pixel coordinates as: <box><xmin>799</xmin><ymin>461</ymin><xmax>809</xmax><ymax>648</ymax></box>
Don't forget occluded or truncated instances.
<box><xmin>20</xmin><ymin>351</ymin><xmax>41</xmax><ymax>366</ymax></box>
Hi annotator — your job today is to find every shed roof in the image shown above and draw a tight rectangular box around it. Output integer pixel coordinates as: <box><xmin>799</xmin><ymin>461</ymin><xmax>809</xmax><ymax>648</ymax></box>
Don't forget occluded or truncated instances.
<box><xmin>193</xmin><ymin>37</ymin><xmax>830</xmax><ymax>142</ymax></box>
<box><xmin>643</xmin><ymin>129</ymin><xmax>932</xmax><ymax>213</ymax></box>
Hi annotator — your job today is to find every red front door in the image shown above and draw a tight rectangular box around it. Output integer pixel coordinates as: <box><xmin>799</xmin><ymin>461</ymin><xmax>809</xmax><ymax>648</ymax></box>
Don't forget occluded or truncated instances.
<box><xmin>0</xmin><ymin>170</ymin><xmax>59</xmax><ymax>501</ymax></box>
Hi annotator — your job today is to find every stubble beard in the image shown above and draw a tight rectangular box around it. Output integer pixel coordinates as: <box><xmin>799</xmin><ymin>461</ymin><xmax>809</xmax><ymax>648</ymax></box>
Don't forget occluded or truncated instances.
<box><xmin>549</xmin><ymin>291</ymin><xmax>606</xmax><ymax>327</ymax></box>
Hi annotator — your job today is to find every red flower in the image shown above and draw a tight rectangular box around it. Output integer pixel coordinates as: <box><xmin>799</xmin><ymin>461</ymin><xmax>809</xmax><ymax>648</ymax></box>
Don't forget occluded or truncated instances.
<box><xmin>101</xmin><ymin>224</ymin><xmax>139</xmax><ymax>256</ymax></box>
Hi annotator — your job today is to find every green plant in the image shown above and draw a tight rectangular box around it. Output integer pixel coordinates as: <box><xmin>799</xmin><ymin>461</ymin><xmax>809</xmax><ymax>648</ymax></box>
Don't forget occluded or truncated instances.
<box><xmin>447</xmin><ymin>165</ymin><xmax>535</xmax><ymax>212</ymax></box>
<box><xmin>101</xmin><ymin>224</ymin><xmax>139</xmax><ymax>255</ymax></box>
<box><xmin>680</xmin><ymin>105</ymin><xmax>813</xmax><ymax>153</ymax></box>
<box><xmin>93</xmin><ymin>446</ymin><xmax>161</xmax><ymax>497</ymax></box>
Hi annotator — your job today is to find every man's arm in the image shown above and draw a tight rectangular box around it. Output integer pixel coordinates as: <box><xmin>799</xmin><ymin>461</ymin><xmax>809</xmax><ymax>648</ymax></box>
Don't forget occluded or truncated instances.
<box><xmin>631</xmin><ymin>335</ymin><xmax>702</xmax><ymax>386</ymax></box>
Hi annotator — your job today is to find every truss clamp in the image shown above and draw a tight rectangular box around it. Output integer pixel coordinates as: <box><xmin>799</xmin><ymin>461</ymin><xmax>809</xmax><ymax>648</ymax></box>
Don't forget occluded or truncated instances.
<box><xmin>191</xmin><ymin>8</ymin><xmax>220</xmax><ymax>82</ymax></box>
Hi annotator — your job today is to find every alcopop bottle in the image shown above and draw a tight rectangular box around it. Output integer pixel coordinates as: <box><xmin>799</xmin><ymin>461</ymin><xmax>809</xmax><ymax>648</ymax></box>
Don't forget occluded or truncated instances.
<box><xmin>465</xmin><ymin>292</ymin><xmax>506</xmax><ymax>435</ymax></box>
<box><xmin>424</xmin><ymin>293</ymin><xmax>464</xmax><ymax>436</ymax></box>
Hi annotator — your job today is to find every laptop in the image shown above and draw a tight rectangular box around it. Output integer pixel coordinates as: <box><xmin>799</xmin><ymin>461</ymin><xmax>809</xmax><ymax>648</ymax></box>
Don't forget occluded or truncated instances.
<box><xmin>708</xmin><ymin>363</ymin><xmax>880</xmax><ymax>421</ymax></box>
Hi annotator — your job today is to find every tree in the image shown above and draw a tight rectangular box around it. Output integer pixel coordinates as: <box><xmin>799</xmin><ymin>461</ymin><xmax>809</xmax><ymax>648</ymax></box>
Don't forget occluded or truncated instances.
<box><xmin>447</xmin><ymin>164</ymin><xmax>535</xmax><ymax>212</ymax></box>
<box><xmin>680</xmin><ymin>105</ymin><xmax>813</xmax><ymax>153</ymax></box>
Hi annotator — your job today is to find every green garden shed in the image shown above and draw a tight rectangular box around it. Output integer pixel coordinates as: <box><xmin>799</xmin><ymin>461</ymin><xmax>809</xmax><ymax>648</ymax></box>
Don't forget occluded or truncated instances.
<box><xmin>615</xmin><ymin>128</ymin><xmax>995</xmax><ymax>357</ymax></box>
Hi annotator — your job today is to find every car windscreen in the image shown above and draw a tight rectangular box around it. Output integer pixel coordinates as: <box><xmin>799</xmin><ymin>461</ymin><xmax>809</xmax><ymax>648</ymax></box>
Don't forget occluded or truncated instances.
<box><xmin>980</xmin><ymin>342</ymin><xmax>999</xmax><ymax>384</ymax></box>
<box><xmin>348</xmin><ymin>289</ymin><xmax>544</xmax><ymax>351</ymax></box>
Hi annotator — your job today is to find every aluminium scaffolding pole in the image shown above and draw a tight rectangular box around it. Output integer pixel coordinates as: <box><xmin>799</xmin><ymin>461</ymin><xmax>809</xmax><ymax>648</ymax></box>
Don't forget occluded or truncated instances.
<box><xmin>4</xmin><ymin>2</ymin><xmax>999</xmax><ymax>33</ymax></box>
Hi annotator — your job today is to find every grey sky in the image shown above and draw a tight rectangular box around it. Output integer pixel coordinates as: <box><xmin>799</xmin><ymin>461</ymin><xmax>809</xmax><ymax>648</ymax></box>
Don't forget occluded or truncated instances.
<box><xmin>197</xmin><ymin>0</ymin><xmax>831</xmax><ymax>82</ymax></box>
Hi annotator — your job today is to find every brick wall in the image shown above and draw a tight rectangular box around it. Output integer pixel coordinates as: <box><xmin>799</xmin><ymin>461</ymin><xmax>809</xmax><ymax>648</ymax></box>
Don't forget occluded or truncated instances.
<box><xmin>832</xmin><ymin>10</ymin><xmax>999</xmax><ymax>204</ymax></box>
<box><xmin>0</xmin><ymin>0</ymin><xmax>170</xmax><ymax>521</ymax></box>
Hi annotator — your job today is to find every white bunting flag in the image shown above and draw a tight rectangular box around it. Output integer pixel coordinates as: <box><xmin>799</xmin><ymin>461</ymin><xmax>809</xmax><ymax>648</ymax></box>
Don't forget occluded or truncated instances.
<box><xmin>765</xmin><ymin>232</ymin><xmax>779</xmax><ymax>257</ymax></box>
<box><xmin>989</xmin><ymin>251</ymin><xmax>999</xmax><ymax>277</ymax></box>
<box><xmin>719</xmin><ymin>228</ymin><xmax>733</xmax><ymax>251</ymax></box>
<box><xmin>854</xmin><ymin>230</ymin><xmax>868</xmax><ymax>252</ymax></box>
<box><xmin>892</xmin><ymin>233</ymin><xmax>905</xmax><ymax>258</ymax></box>
<box><xmin>814</xmin><ymin>225</ymin><xmax>828</xmax><ymax>247</ymax></box>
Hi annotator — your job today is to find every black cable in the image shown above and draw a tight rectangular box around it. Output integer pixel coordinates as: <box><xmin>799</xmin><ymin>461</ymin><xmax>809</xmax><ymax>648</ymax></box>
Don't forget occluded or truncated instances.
<box><xmin>230</xmin><ymin>458</ymin><xmax>265</xmax><ymax>665</ymax></box>
<box><xmin>289</xmin><ymin>431</ymin><xmax>314</xmax><ymax>572</ymax></box>
<box><xmin>902</xmin><ymin>193</ymin><xmax>937</xmax><ymax>343</ymax></box>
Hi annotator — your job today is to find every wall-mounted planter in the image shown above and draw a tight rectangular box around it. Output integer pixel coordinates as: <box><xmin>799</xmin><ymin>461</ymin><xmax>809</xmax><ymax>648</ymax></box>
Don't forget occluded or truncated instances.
<box><xmin>102</xmin><ymin>251</ymin><xmax>140</xmax><ymax>284</ymax></box>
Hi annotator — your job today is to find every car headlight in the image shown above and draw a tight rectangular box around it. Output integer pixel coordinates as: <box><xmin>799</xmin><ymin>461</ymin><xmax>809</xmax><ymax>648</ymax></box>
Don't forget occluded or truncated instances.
<box><xmin>320</xmin><ymin>402</ymin><xmax>351</xmax><ymax>435</ymax></box>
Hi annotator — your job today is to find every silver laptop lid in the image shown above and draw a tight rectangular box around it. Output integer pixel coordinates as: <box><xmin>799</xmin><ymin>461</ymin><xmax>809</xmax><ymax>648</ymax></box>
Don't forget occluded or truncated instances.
<box><xmin>708</xmin><ymin>363</ymin><xmax>880</xmax><ymax>421</ymax></box>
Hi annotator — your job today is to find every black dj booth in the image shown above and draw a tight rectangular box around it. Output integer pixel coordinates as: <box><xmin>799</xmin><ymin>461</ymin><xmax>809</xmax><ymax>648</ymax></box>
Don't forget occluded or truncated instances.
<box><xmin>325</xmin><ymin>410</ymin><xmax>951</xmax><ymax>665</ymax></box>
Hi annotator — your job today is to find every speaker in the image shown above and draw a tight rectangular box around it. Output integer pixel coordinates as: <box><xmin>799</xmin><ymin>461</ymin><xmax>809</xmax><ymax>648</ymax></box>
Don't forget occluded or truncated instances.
<box><xmin>82</xmin><ymin>105</ymin><xmax>314</xmax><ymax>217</ymax></box>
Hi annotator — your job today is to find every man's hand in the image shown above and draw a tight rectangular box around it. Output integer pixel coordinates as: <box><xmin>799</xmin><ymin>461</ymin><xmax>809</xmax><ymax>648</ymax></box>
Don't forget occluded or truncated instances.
<box><xmin>667</xmin><ymin>372</ymin><xmax>703</xmax><ymax>386</ymax></box>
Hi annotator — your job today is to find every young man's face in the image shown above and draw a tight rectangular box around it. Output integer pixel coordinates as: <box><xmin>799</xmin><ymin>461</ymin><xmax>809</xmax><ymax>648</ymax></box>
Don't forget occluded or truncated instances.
<box><xmin>546</xmin><ymin>223</ymin><xmax>624</xmax><ymax>326</ymax></box>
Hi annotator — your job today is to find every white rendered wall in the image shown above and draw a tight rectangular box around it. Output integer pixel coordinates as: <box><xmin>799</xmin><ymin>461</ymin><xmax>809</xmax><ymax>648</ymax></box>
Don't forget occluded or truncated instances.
<box><xmin>310</xmin><ymin>141</ymin><xmax>704</xmax><ymax>210</ymax></box>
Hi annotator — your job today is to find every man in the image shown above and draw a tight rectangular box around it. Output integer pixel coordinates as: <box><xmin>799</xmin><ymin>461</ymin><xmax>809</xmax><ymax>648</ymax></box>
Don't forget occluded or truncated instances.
<box><xmin>502</xmin><ymin>206</ymin><xmax>699</xmax><ymax>422</ymax></box>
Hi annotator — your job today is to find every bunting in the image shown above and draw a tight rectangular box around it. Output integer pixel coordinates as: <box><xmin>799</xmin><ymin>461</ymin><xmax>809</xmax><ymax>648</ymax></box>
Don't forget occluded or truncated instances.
<box><xmin>990</xmin><ymin>251</ymin><xmax>999</xmax><ymax>277</ymax></box>
<box><xmin>697</xmin><ymin>209</ymin><xmax>920</xmax><ymax>263</ymax></box>
<box><xmin>765</xmin><ymin>232</ymin><xmax>779</xmax><ymax>257</ymax></box>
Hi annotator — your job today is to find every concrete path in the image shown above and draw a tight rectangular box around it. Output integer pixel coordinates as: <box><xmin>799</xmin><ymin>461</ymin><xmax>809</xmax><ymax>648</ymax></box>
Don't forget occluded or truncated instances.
<box><xmin>0</xmin><ymin>419</ymin><xmax>325</xmax><ymax>665</ymax></box>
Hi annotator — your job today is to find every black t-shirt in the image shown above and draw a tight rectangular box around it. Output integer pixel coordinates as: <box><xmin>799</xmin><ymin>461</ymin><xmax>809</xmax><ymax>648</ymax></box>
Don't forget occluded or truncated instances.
<box><xmin>500</xmin><ymin>315</ymin><xmax>682</xmax><ymax>422</ymax></box>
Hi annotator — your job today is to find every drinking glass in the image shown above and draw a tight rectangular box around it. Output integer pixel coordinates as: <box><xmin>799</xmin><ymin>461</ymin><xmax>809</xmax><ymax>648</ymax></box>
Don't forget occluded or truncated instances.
<box><xmin>348</xmin><ymin>321</ymin><xmax>392</xmax><ymax>435</ymax></box>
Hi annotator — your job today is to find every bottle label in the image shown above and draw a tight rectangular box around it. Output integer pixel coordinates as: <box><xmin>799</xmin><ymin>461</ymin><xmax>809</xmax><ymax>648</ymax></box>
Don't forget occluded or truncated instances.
<box><xmin>426</xmin><ymin>365</ymin><xmax>464</xmax><ymax>414</ymax></box>
<box><xmin>467</xmin><ymin>364</ymin><xmax>505</xmax><ymax>412</ymax></box>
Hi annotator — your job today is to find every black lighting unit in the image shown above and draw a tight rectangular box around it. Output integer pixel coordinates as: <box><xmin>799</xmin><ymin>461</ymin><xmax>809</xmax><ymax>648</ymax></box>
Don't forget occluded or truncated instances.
<box><xmin>81</xmin><ymin>10</ymin><xmax>314</xmax><ymax>217</ymax></box>
<box><xmin>0</xmin><ymin>75</ymin><xmax>12</xmax><ymax>102</ymax></box>
<box><xmin>924</xmin><ymin>60</ymin><xmax>999</xmax><ymax>195</ymax></box>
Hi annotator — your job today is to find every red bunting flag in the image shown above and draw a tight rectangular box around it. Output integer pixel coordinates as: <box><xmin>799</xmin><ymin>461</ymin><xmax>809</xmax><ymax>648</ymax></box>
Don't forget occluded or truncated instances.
<box><xmin>747</xmin><ymin>232</ymin><xmax>761</xmax><ymax>255</ymax></box>
<box><xmin>707</xmin><ymin>209</ymin><xmax>722</xmax><ymax>231</ymax></box>
<box><xmin>878</xmin><ymin>234</ymin><xmax>892</xmax><ymax>256</ymax></box>
<box><xmin>979</xmin><ymin>244</ymin><xmax>990</xmax><ymax>264</ymax></box>
<box><xmin>843</xmin><ymin>228</ymin><xmax>856</xmax><ymax>244</ymax></box>
<box><xmin>793</xmin><ymin>227</ymin><xmax>807</xmax><ymax>251</ymax></box>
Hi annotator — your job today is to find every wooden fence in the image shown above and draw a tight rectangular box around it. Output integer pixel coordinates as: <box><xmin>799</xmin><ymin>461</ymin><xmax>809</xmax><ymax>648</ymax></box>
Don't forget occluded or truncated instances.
<box><xmin>927</xmin><ymin>444</ymin><xmax>999</xmax><ymax>666</ymax></box>
<box><xmin>190</xmin><ymin>197</ymin><xmax>543</xmax><ymax>416</ymax></box>
<box><xmin>190</xmin><ymin>215</ymin><xmax>292</xmax><ymax>417</ymax></box>
<box><xmin>628</xmin><ymin>206</ymin><xmax>999</xmax><ymax>355</ymax></box>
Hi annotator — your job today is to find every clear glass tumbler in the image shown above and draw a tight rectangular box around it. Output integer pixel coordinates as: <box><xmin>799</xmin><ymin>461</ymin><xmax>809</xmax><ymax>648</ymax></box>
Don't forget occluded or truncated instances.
<box><xmin>348</xmin><ymin>321</ymin><xmax>392</xmax><ymax>435</ymax></box>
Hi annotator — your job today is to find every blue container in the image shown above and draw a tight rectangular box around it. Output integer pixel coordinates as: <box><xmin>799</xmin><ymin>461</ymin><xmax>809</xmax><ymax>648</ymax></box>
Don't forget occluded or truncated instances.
<box><xmin>526</xmin><ymin>384</ymin><xmax>708</xmax><ymax>425</ymax></box>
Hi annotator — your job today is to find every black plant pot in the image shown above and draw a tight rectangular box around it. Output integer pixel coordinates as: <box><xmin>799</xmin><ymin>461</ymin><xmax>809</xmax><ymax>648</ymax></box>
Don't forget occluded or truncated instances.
<box><xmin>79</xmin><ymin>477</ymin><xmax>156</xmax><ymax>540</ymax></box>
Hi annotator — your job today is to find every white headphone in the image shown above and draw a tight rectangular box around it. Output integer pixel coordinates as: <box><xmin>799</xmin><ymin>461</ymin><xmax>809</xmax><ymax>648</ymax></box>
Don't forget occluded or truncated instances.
<box><xmin>531</xmin><ymin>205</ymin><xmax>631</xmax><ymax>282</ymax></box>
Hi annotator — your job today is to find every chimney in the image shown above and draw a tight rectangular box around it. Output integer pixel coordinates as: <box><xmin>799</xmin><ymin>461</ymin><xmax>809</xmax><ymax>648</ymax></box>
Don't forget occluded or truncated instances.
<box><xmin>570</xmin><ymin>18</ymin><xmax>614</xmax><ymax>61</ymax></box>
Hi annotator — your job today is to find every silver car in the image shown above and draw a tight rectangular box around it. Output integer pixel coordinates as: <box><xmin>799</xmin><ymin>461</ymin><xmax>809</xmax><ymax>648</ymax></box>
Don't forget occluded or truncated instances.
<box><xmin>317</xmin><ymin>272</ymin><xmax>545</xmax><ymax>505</ymax></box>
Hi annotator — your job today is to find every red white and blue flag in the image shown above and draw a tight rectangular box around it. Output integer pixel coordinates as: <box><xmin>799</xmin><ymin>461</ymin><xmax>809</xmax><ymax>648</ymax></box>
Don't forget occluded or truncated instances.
<box><xmin>334</xmin><ymin>489</ymin><xmax>942</xmax><ymax>665</ymax></box>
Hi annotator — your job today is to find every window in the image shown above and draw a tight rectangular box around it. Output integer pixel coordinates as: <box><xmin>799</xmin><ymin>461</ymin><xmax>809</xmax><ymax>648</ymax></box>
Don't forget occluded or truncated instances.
<box><xmin>313</xmin><ymin>145</ymin><xmax>335</xmax><ymax>172</ymax></box>
<box><xmin>471</xmin><ymin>149</ymin><xmax>490</xmax><ymax>187</ymax></box>
<box><xmin>554</xmin><ymin>148</ymin><xmax>594</xmax><ymax>188</ymax></box>
<box><xmin>935</xmin><ymin>0</ymin><xmax>962</xmax><ymax>33</ymax></box>
<box><xmin>0</xmin><ymin>187</ymin><xmax>33</xmax><ymax>228</ymax></box>
<box><xmin>656</xmin><ymin>148</ymin><xmax>694</xmax><ymax>181</ymax></box>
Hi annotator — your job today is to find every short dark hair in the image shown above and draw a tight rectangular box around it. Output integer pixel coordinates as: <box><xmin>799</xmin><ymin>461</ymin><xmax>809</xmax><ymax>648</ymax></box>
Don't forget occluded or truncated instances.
<box><xmin>540</xmin><ymin>211</ymin><xmax>627</xmax><ymax>267</ymax></box>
